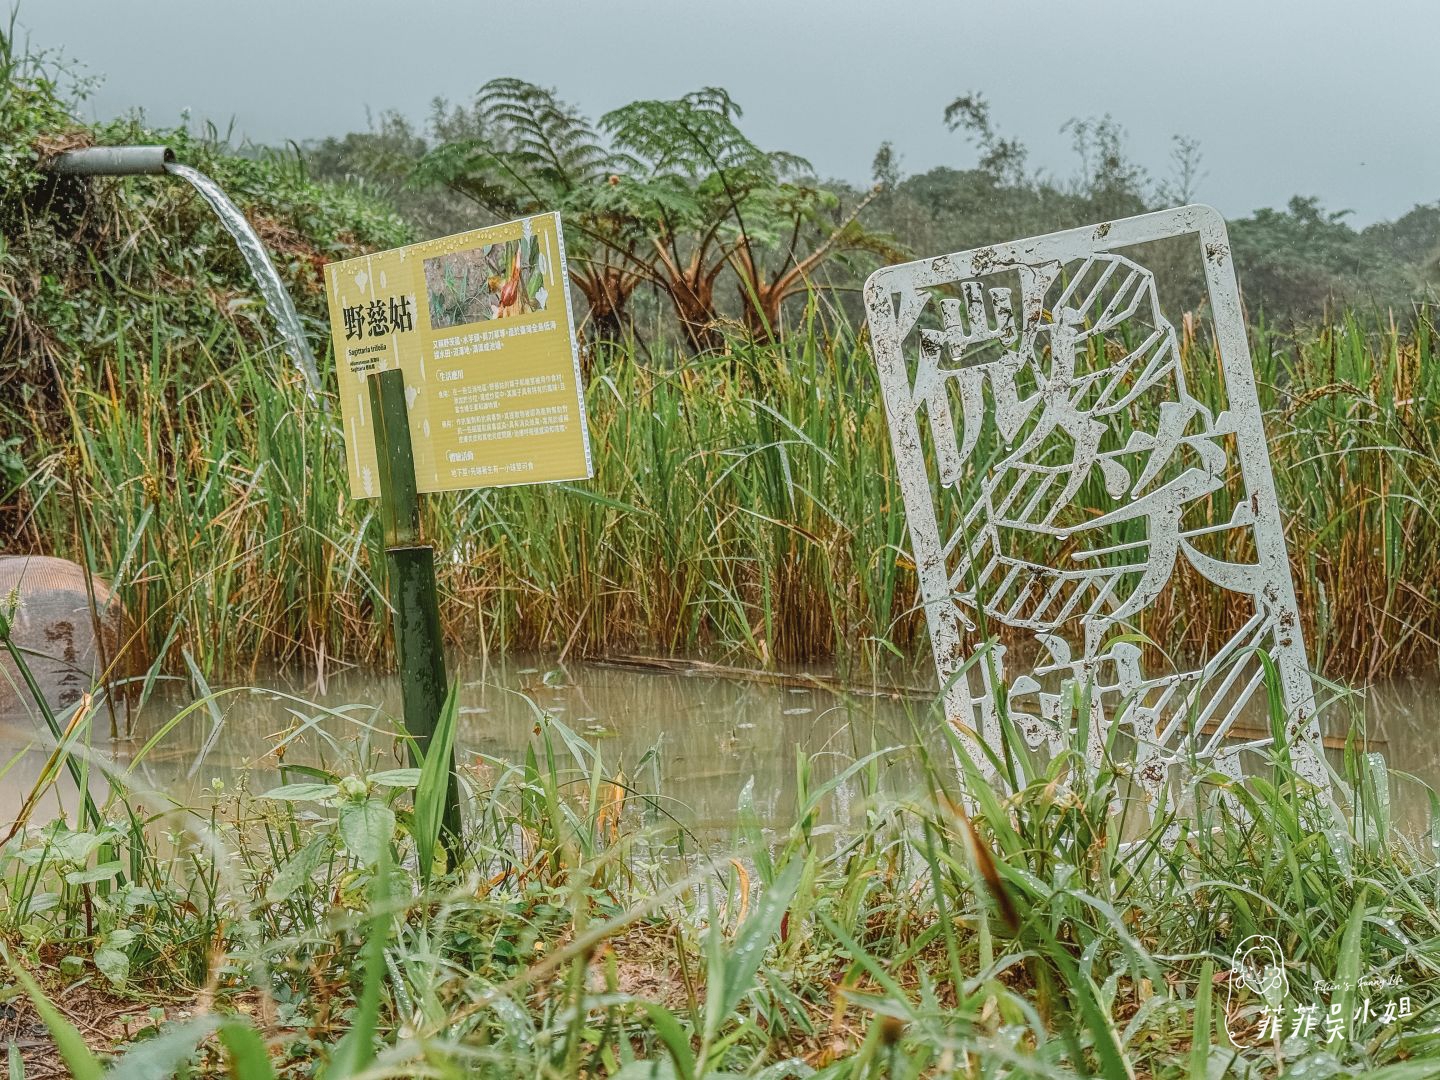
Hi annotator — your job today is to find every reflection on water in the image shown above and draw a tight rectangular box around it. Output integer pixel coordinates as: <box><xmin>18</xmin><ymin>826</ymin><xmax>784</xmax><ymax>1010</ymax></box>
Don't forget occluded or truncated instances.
<box><xmin>2</xmin><ymin>656</ymin><xmax>1437</xmax><ymax>843</ymax></box>
<box><xmin>0</xmin><ymin>657</ymin><xmax>940</xmax><ymax>840</ymax></box>
<box><xmin>142</xmin><ymin>657</ymin><xmax>941</xmax><ymax>836</ymax></box>
<box><xmin>1351</xmin><ymin>678</ymin><xmax>1440</xmax><ymax>837</ymax></box>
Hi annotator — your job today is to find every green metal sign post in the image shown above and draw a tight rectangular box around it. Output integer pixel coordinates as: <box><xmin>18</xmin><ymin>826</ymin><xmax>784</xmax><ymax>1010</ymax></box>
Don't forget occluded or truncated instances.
<box><xmin>367</xmin><ymin>368</ymin><xmax>461</xmax><ymax>851</ymax></box>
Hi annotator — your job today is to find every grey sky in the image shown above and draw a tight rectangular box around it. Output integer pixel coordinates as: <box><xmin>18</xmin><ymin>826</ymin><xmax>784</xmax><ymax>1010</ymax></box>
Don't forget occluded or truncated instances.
<box><xmin>16</xmin><ymin>0</ymin><xmax>1438</xmax><ymax>225</ymax></box>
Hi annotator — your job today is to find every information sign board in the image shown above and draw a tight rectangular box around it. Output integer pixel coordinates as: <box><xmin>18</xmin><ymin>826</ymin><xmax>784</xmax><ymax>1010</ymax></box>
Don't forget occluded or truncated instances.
<box><xmin>324</xmin><ymin>212</ymin><xmax>591</xmax><ymax>497</ymax></box>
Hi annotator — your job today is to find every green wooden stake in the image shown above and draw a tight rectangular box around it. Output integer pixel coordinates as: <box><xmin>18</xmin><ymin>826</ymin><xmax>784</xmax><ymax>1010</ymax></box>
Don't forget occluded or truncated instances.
<box><xmin>367</xmin><ymin>368</ymin><xmax>462</xmax><ymax>854</ymax></box>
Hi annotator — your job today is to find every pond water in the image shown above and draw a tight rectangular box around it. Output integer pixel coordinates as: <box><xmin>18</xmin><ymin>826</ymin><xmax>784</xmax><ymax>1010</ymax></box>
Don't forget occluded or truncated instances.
<box><xmin>2</xmin><ymin>656</ymin><xmax>1437</xmax><ymax>846</ymax></box>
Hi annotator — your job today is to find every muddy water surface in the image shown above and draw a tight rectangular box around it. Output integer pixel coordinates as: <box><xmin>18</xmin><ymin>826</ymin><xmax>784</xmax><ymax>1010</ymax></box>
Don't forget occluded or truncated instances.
<box><xmin>2</xmin><ymin>656</ymin><xmax>1437</xmax><ymax>845</ymax></box>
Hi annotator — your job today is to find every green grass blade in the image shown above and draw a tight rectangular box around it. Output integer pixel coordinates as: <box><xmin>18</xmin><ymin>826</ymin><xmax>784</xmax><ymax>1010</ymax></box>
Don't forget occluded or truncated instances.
<box><xmin>105</xmin><ymin>1017</ymin><xmax>220</xmax><ymax>1080</ymax></box>
<box><xmin>1188</xmin><ymin>960</ymin><xmax>1213</xmax><ymax>1080</ymax></box>
<box><xmin>640</xmin><ymin>1003</ymin><xmax>696</xmax><ymax>1080</ymax></box>
<box><xmin>706</xmin><ymin>854</ymin><xmax>805</xmax><ymax>1040</ymax></box>
<box><xmin>217</xmin><ymin>1020</ymin><xmax>278</xmax><ymax>1080</ymax></box>
<box><xmin>321</xmin><ymin>849</ymin><xmax>393</xmax><ymax>1078</ymax></box>
<box><xmin>413</xmin><ymin>679</ymin><xmax>460</xmax><ymax>880</ymax></box>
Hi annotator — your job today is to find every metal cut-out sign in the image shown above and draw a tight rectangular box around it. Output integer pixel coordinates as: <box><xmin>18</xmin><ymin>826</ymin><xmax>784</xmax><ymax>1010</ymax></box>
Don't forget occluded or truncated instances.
<box><xmin>863</xmin><ymin>205</ymin><xmax>1325</xmax><ymax>816</ymax></box>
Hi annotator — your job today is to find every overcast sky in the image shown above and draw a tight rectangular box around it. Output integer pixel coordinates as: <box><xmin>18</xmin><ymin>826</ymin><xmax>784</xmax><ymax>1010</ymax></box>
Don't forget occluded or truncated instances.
<box><xmin>15</xmin><ymin>0</ymin><xmax>1438</xmax><ymax>226</ymax></box>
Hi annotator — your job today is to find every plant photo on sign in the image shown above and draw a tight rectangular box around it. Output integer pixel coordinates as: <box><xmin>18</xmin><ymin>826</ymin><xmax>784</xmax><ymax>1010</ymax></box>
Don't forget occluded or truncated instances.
<box><xmin>423</xmin><ymin>232</ymin><xmax>550</xmax><ymax>328</ymax></box>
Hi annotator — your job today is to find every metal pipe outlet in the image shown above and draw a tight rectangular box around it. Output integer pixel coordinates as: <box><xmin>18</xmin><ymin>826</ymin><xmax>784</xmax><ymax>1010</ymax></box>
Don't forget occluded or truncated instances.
<box><xmin>48</xmin><ymin>145</ymin><xmax>176</xmax><ymax>176</ymax></box>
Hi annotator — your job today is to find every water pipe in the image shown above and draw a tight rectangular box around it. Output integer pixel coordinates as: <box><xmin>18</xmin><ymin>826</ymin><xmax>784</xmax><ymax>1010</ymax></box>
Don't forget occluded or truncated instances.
<box><xmin>48</xmin><ymin>145</ymin><xmax>176</xmax><ymax>176</ymax></box>
<box><xmin>41</xmin><ymin>144</ymin><xmax>324</xmax><ymax>402</ymax></box>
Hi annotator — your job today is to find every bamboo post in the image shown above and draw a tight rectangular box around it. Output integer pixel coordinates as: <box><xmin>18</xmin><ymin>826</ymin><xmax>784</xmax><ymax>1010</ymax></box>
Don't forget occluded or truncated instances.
<box><xmin>367</xmin><ymin>368</ymin><xmax>461</xmax><ymax>848</ymax></box>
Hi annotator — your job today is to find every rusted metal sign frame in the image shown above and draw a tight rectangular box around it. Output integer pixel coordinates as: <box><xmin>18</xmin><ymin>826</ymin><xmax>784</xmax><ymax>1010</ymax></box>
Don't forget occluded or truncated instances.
<box><xmin>863</xmin><ymin>204</ymin><xmax>1325</xmax><ymax>820</ymax></box>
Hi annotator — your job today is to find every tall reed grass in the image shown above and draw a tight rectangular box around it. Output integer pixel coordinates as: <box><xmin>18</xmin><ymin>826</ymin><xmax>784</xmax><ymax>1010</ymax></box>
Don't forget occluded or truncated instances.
<box><xmin>5</xmin><ymin>308</ymin><xmax>1437</xmax><ymax>684</ymax></box>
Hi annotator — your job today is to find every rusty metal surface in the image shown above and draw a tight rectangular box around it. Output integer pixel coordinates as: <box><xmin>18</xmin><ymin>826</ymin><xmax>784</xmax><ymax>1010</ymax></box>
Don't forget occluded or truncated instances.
<box><xmin>863</xmin><ymin>204</ymin><xmax>1325</xmax><ymax>819</ymax></box>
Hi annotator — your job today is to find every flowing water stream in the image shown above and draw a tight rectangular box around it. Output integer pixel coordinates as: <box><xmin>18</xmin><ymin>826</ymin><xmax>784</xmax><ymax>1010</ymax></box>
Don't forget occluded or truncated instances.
<box><xmin>1</xmin><ymin>657</ymin><xmax>1437</xmax><ymax>848</ymax></box>
<box><xmin>163</xmin><ymin>163</ymin><xmax>322</xmax><ymax>398</ymax></box>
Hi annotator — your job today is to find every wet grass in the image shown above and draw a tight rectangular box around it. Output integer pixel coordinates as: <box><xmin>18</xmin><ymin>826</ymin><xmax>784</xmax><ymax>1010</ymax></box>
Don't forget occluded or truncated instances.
<box><xmin>2</xmin><ymin>630</ymin><xmax>1439</xmax><ymax>1077</ymax></box>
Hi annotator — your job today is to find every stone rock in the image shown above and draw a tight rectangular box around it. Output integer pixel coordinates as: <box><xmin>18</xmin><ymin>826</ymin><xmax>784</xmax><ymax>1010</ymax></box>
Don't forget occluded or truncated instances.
<box><xmin>0</xmin><ymin>555</ymin><xmax>122</xmax><ymax>716</ymax></box>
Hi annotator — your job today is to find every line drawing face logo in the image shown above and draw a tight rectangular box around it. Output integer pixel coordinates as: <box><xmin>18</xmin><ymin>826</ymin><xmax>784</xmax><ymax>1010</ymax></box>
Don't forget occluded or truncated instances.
<box><xmin>863</xmin><ymin>205</ymin><xmax>1327</xmax><ymax>826</ymax></box>
<box><xmin>1233</xmin><ymin>934</ymin><xmax>1289</xmax><ymax>997</ymax></box>
<box><xmin>1225</xmin><ymin>934</ymin><xmax>1288</xmax><ymax>1044</ymax></box>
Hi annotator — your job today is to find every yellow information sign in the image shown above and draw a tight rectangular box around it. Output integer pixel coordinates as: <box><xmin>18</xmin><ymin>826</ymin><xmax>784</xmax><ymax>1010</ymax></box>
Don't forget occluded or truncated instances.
<box><xmin>323</xmin><ymin>212</ymin><xmax>592</xmax><ymax>498</ymax></box>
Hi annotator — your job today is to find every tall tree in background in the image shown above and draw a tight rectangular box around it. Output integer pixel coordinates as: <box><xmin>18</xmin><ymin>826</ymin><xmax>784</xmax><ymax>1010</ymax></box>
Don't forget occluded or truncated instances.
<box><xmin>418</xmin><ymin>80</ymin><xmax>895</xmax><ymax>349</ymax></box>
<box><xmin>599</xmin><ymin>88</ymin><xmax>768</xmax><ymax>347</ymax></box>
<box><xmin>366</xmin><ymin>83</ymin><xmax>1435</xmax><ymax>338</ymax></box>
<box><xmin>603</xmin><ymin>89</ymin><xmax>899</xmax><ymax>345</ymax></box>
<box><xmin>414</xmin><ymin>79</ymin><xmax>648</xmax><ymax>342</ymax></box>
